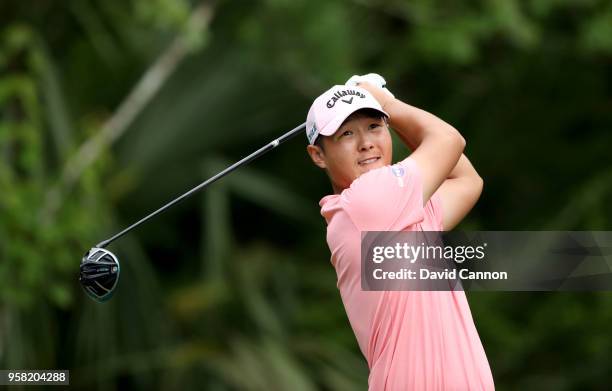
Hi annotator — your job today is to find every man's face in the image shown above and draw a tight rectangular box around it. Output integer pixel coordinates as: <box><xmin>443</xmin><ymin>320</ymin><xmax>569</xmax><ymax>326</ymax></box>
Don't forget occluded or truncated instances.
<box><xmin>307</xmin><ymin>114</ymin><xmax>393</xmax><ymax>192</ymax></box>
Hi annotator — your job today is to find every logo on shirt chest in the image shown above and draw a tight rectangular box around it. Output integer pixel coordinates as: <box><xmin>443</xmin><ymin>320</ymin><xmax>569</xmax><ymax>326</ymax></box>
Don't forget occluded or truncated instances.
<box><xmin>390</xmin><ymin>165</ymin><xmax>405</xmax><ymax>187</ymax></box>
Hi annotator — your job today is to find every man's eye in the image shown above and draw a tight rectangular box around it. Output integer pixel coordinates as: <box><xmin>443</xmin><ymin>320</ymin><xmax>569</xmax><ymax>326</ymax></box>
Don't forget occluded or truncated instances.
<box><xmin>341</xmin><ymin>130</ymin><xmax>353</xmax><ymax>137</ymax></box>
<box><xmin>369</xmin><ymin>123</ymin><xmax>381</xmax><ymax>129</ymax></box>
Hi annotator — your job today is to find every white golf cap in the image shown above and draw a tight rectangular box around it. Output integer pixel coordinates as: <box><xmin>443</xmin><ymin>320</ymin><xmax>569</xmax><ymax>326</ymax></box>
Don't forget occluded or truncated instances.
<box><xmin>306</xmin><ymin>85</ymin><xmax>388</xmax><ymax>145</ymax></box>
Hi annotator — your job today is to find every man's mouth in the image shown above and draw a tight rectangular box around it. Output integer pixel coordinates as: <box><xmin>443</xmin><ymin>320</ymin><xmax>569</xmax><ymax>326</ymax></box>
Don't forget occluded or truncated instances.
<box><xmin>358</xmin><ymin>156</ymin><xmax>381</xmax><ymax>166</ymax></box>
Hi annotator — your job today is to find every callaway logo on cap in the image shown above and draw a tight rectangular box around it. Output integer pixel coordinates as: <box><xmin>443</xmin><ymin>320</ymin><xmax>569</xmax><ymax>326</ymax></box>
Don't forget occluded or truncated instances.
<box><xmin>306</xmin><ymin>85</ymin><xmax>388</xmax><ymax>145</ymax></box>
<box><xmin>326</xmin><ymin>89</ymin><xmax>366</xmax><ymax>108</ymax></box>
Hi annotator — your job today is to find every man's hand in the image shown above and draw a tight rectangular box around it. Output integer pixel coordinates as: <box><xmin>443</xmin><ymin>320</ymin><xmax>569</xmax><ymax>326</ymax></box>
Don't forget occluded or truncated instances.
<box><xmin>346</xmin><ymin>73</ymin><xmax>394</xmax><ymax>98</ymax></box>
<box><xmin>349</xmin><ymin>81</ymin><xmax>395</xmax><ymax>111</ymax></box>
<box><xmin>346</xmin><ymin>73</ymin><xmax>395</xmax><ymax>109</ymax></box>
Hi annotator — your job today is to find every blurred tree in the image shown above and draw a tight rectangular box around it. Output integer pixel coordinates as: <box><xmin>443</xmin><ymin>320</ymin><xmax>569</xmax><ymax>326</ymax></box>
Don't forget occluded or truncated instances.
<box><xmin>1</xmin><ymin>0</ymin><xmax>611</xmax><ymax>389</ymax></box>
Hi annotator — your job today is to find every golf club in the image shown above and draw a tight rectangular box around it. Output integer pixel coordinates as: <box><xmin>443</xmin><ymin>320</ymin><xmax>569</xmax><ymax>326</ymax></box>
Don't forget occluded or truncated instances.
<box><xmin>80</xmin><ymin>122</ymin><xmax>306</xmax><ymax>302</ymax></box>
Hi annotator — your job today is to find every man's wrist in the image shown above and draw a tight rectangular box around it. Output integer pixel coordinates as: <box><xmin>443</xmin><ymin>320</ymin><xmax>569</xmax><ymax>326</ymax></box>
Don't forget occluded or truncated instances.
<box><xmin>380</xmin><ymin>96</ymin><xmax>397</xmax><ymax>113</ymax></box>
<box><xmin>356</xmin><ymin>81</ymin><xmax>394</xmax><ymax>110</ymax></box>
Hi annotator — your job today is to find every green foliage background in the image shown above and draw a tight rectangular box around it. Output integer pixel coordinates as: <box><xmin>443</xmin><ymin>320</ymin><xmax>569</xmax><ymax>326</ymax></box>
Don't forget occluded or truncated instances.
<box><xmin>1</xmin><ymin>0</ymin><xmax>611</xmax><ymax>389</ymax></box>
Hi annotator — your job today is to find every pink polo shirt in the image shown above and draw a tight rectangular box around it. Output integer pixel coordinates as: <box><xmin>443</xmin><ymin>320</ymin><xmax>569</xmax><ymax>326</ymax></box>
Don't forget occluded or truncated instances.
<box><xmin>320</xmin><ymin>157</ymin><xmax>494</xmax><ymax>390</ymax></box>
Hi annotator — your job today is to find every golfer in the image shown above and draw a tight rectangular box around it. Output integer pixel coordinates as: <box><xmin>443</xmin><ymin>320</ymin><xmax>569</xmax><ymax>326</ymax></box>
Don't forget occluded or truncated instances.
<box><xmin>305</xmin><ymin>75</ymin><xmax>495</xmax><ymax>390</ymax></box>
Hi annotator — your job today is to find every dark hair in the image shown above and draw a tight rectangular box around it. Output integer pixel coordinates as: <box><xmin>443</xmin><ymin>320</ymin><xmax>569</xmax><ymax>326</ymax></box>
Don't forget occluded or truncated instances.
<box><xmin>314</xmin><ymin>134</ymin><xmax>326</xmax><ymax>151</ymax></box>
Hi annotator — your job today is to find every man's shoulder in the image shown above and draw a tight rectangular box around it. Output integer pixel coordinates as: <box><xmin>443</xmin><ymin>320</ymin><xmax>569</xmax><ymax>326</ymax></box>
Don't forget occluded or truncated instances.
<box><xmin>337</xmin><ymin>159</ymin><xmax>424</xmax><ymax>231</ymax></box>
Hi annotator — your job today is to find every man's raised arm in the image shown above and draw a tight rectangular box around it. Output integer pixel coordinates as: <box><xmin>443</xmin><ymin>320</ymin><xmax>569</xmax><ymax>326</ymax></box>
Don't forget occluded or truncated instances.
<box><xmin>357</xmin><ymin>81</ymin><xmax>482</xmax><ymax>230</ymax></box>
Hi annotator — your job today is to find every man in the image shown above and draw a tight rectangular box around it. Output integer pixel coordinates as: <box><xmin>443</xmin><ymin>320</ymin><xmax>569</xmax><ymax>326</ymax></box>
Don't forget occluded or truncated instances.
<box><xmin>305</xmin><ymin>76</ymin><xmax>495</xmax><ymax>390</ymax></box>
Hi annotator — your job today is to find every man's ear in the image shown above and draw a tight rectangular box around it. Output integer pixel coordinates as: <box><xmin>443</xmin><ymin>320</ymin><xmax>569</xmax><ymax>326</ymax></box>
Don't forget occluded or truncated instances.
<box><xmin>306</xmin><ymin>144</ymin><xmax>327</xmax><ymax>169</ymax></box>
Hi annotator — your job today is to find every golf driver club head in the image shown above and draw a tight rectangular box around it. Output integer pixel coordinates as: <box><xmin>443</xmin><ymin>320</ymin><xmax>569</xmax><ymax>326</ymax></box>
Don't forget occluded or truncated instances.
<box><xmin>78</xmin><ymin>123</ymin><xmax>305</xmax><ymax>302</ymax></box>
<box><xmin>80</xmin><ymin>247</ymin><xmax>120</xmax><ymax>302</ymax></box>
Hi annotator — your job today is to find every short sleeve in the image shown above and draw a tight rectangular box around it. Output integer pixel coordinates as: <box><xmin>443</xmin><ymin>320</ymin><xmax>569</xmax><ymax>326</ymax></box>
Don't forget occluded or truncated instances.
<box><xmin>340</xmin><ymin>157</ymin><xmax>425</xmax><ymax>231</ymax></box>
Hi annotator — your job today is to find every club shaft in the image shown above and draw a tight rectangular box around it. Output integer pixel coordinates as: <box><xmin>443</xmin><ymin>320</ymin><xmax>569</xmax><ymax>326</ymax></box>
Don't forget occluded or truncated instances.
<box><xmin>96</xmin><ymin>122</ymin><xmax>306</xmax><ymax>248</ymax></box>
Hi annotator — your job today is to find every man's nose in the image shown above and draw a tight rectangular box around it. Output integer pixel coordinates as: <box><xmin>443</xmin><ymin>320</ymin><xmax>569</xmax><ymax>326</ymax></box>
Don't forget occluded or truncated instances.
<box><xmin>358</xmin><ymin>132</ymin><xmax>375</xmax><ymax>151</ymax></box>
